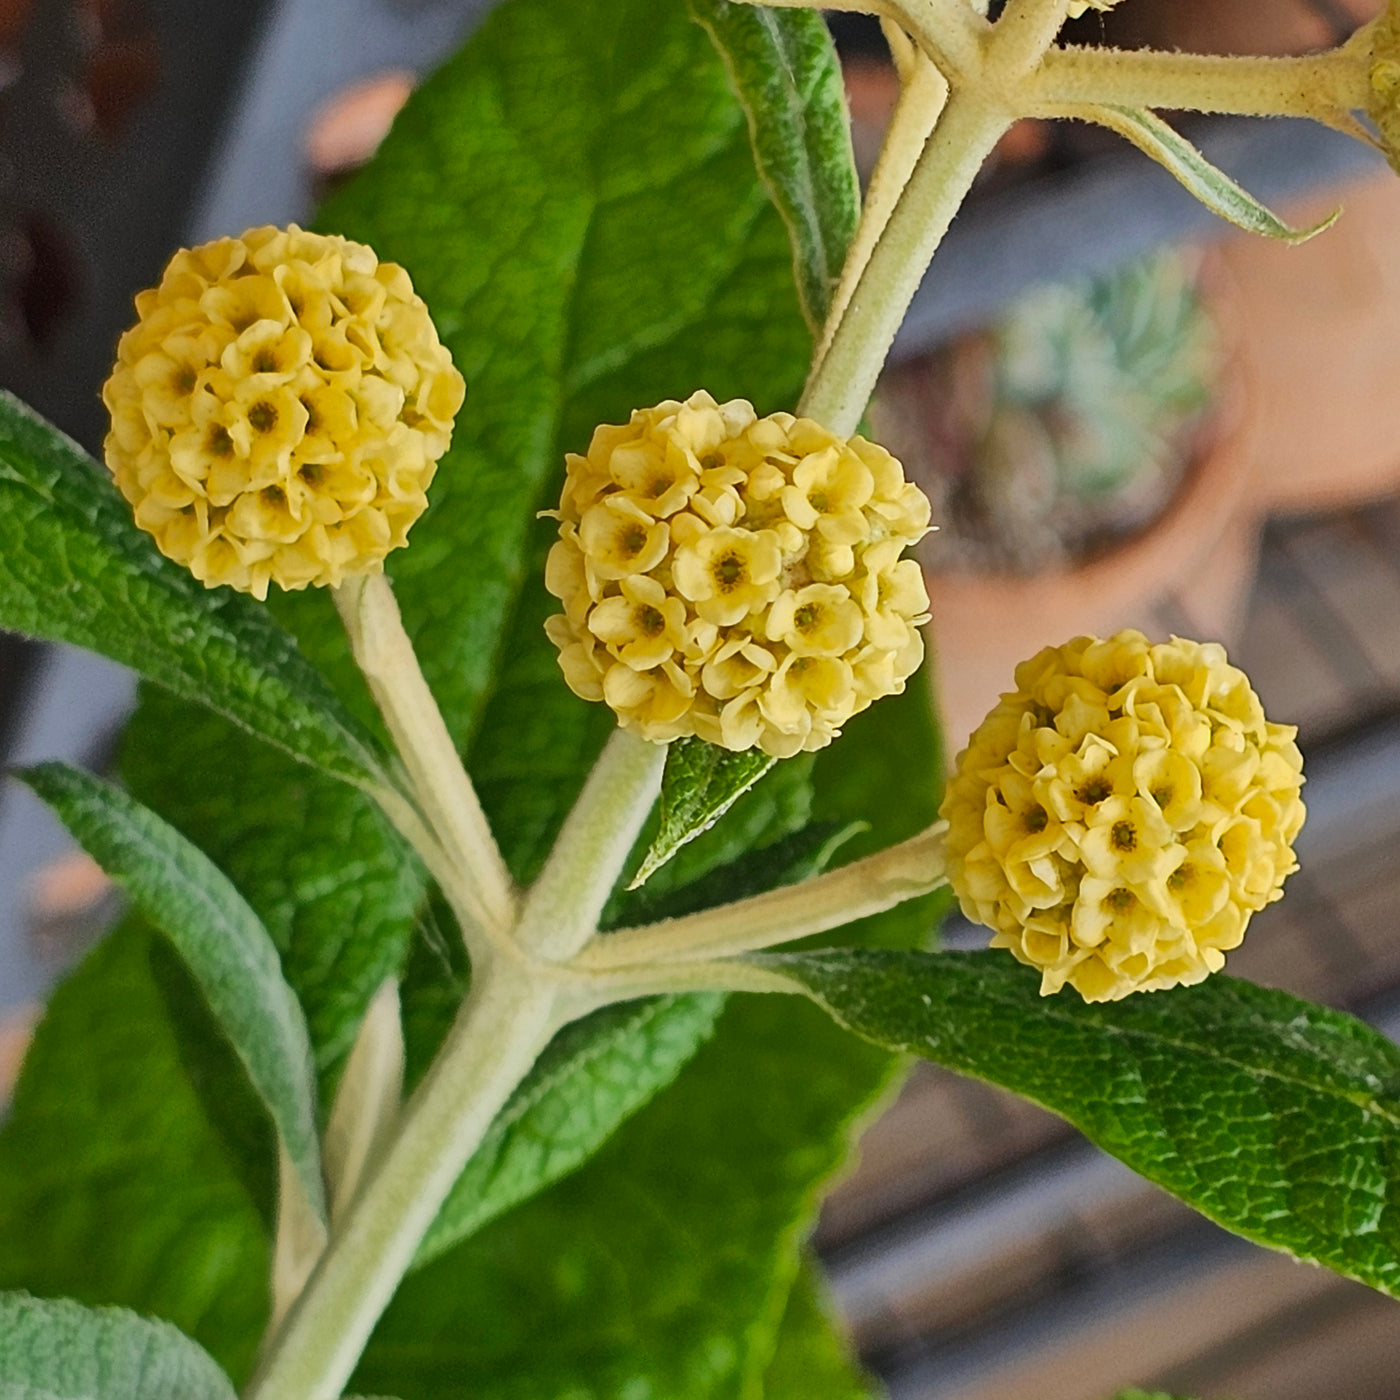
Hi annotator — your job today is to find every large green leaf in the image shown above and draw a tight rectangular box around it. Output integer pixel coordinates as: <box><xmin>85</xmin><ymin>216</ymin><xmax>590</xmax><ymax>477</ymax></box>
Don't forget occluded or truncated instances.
<box><xmin>772</xmin><ymin>948</ymin><xmax>1400</xmax><ymax>1296</ymax></box>
<box><xmin>0</xmin><ymin>390</ymin><xmax>383</xmax><ymax>787</ymax></box>
<box><xmin>414</xmin><ymin>994</ymin><xmax>724</xmax><ymax>1270</ymax></box>
<box><xmin>16</xmin><ymin>762</ymin><xmax>325</xmax><ymax>1222</ymax></box>
<box><xmin>688</xmin><ymin>0</ymin><xmax>859</xmax><ymax>329</ymax></box>
<box><xmin>352</xmin><ymin>995</ymin><xmax>897</xmax><ymax>1400</ymax></box>
<box><xmin>0</xmin><ymin>925</ymin><xmax>269</xmax><ymax>1382</ymax></box>
<box><xmin>0</xmin><ymin>1293</ymin><xmax>237</xmax><ymax>1400</ymax></box>
<box><xmin>0</xmin><ymin>3</ymin><xmax>943</xmax><ymax>1397</ymax></box>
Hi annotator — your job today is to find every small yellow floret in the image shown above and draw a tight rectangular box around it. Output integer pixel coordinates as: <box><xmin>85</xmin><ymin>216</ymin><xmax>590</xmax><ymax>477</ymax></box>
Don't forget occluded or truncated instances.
<box><xmin>543</xmin><ymin>391</ymin><xmax>932</xmax><ymax>756</ymax></box>
<box><xmin>941</xmin><ymin>631</ymin><xmax>1304</xmax><ymax>1003</ymax></box>
<box><xmin>102</xmin><ymin>224</ymin><xmax>465</xmax><ymax>599</ymax></box>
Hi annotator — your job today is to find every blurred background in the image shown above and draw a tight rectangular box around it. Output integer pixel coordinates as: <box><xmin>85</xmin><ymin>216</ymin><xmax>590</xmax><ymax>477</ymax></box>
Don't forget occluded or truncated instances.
<box><xmin>3</xmin><ymin>0</ymin><xmax>1400</xmax><ymax>1395</ymax></box>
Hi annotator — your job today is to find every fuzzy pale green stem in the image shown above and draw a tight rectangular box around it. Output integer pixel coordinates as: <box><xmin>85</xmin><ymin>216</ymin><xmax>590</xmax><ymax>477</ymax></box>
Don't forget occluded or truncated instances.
<box><xmin>811</xmin><ymin>31</ymin><xmax>950</xmax><ymax>377</ymax></box>
<box><xmin>245</xmin><ymin>962</ymin><xmax>566</xmax><ymax>1400</ymax></box>
<box><xmin>335</xmin><ymin>573</ymin><xmax>517</xmax><ymax>949</ymax></box>
<box><xmin>516</xmin><ymin>727</ymin><xmax>668</xmax><ymax>962</ymax></box>
<box><xmin>798</xmin><ymin>87</ymin><xmax>1009</xmax><ymax>435</ymax></box>
<box><xmin>746</xmin><ymin>0</ymin><xmax>987</xmax><ymax>82</ymax></box>
<box><xmin>575</xmin><ymin>823</ymin><xmax>947</xmax><ymax>970</ymax></box>
<box><xmin>988</xmin><ymin>0</ymin><xmax>1073</xmax><ymax>77</ymax></box>
<box><xmin>1029</xmin><ymin>44</ymin><xmax>1374</xmax><ymax>118</ymax></box>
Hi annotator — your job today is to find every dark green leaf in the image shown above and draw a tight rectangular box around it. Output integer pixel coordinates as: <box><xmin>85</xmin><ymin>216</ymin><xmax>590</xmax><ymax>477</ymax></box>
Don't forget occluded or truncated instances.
<box><xmin>0</xmin><ymin>924</ymin><xmax>269</xmax><ymax>1383</ymax></box>
<box><xmin>0</xmin><ymin>390</ymin><xmax>384</xmax><ymax>786</ymax></box>
<box><xmin>414</xmin><ymin>994</ymin><xmax>725</xmax><ymax>1270</ymax></box>
<box><xmin>632</xmin><ymin>739</ymin><xmax>777</xmax><ymax>888</ymax></box>
<box><xmin>354</xmin><ymin>995</ymin><xmax>897</xmax><ymax>1400</ymax></box>
<box><xmin>689</xmin><ymin>0</ymin><xmax>859</xmax><ymax>328</ymax></box>
<box><xmin>771</xmin><ymin>948</ymin><xmax>1400</xmax><ymax>1296</ymax></box>
<box><xmin>15</xmin><ymin>762</ymin><xmax>324</xmax><ymax>1222</ymax></box>
<box><xmin>0</xmin><ymin>1293</ymin><xmax>237</xmax><ymax>1400</ymax></box>
<box><xmin>1082</xmin><ymin>106</ymin><xmax>1339</xmax><ymax>244</ymax></box>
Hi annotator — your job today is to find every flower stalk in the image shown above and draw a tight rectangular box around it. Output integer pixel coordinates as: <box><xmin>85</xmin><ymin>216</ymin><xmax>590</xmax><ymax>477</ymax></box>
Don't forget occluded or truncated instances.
<box><xmin>335</xmin><ymin>573</ymin><xmax>518</xmax><ymax>953</ymax></box>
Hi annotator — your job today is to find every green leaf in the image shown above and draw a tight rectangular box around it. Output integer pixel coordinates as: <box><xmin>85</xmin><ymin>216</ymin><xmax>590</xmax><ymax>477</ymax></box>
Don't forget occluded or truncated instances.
<box><xmin>1082</xmin><ymin>106</ymin><xmax>1339</xmax><ymax>244</ymax></box>
<box><xmin>353</xmin><ymin>995</ymin><xmax>897</xmax><ymax>1400</ymax></box>
<box><xmin>122</xmin><ymin>688</ymin><xmax>426</xmax><ymax>1103</ymax></box>
<box><xmin>762</xmin><ymin>1262</ymin><xmax>877</xmax><ymax>1399</ymax></box>
<box><xmin>414</xmin><ymin>994</ymin><xmax>724</xmax><ymax>1270</ymax></box>
<box><xmin>771</xmin><ymin>948</ymin><xmax>1400</xmax><ymax>1297</ymax></box>
<box><xmin>0</xmin><ymin>390</ymin><xmax>384</xmax><ymax>787</ymax></box>
<box><xmin>688</xmin><ymin>0</ymin><xmax>859</xmax><ymax>329</ymax></box>
<box><xmin>632</xmin><ymin>739</ymin><xmax>777</xmax><ymax>889</ymax></box>
<box><xmin>0</xmin><ymin>924</ymin><xmax>269</xmax><ymax>1383</ymax></box>
<box><xmin>15</xmin><ymin>762</ymin><xmax>325</xmax><ymax>1222</ymax></box>
<box><xmin>0</xmin><ymin>1293</ymin><xmax>238</xmax><ymax>1400</ymax></box>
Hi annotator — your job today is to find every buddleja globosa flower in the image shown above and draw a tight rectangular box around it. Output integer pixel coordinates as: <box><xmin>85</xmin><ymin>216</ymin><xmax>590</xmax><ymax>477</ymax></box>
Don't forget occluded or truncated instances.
<box><xmin>543</xmin><ymin>391</ymin><xmax>932</xmax><ymax>757</ymax></box>
<box><xmin>941</xmin><ymin>631</ymin><xmax>1305</xmax><ymax>1003</ymax></box>
<box><xmin>102</xmin><ymin>224</ymin><xmax>465</xmax><ymax>599</ymax></box>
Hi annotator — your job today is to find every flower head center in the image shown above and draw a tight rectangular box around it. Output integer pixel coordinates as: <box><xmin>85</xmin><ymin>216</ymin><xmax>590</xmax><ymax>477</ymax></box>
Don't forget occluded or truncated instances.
<box><xmin>1111</xmin><ymin>820</ymin><xmax>1137</xmax><ymax>852</ymax></box>
<box><xmin>248</xmin><ymin>401</ymin><xmax>278</xmax><ymax>434</ymax></box>
<box><xmin>714</xmin><ymin>551</ymin><xmax>746</xmax><ymax>590</ymax></box>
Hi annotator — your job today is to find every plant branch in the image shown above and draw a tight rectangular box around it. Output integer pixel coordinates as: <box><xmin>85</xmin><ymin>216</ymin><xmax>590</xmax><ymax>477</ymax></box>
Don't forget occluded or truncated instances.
<box><xmin>515</xmin><ymin>727</ymin><xmax>668</xmax><ymax>963</ymax></box>
<box><xmin>988</xmin><ymin>0</ymin><xmax>1073</xmax><ymax>77</ymax></box>
<box><xmin>1028</xmin><ymin>44</ymin><xmax>1373</xmax><ymax>119</ymax></box>
<box><xmin>244</xmin><ymin>963</ymin><xmax>568</xmax><ymax>1400</ymax></box>
<box><xmin>335</xmin><ymin>573</ymin><xmax>517</xmax><ymax>950</ymax></box>
<box><xmin>810</xmin><ymin>27</ymin><xmax>950</xmax><ymax>378</ymax></box>
<box><xmin>798</xmin><ymin>87</ymin><xmax>1009</xmax><ymax>435</ymax></box>
<box><xmin>574</xmin><ymin>823</ymin><xmax>947</xmax><ymax>970</ymax></box>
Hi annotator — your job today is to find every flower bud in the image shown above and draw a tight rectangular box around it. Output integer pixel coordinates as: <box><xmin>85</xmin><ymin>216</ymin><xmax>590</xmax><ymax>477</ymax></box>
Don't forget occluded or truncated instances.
<box><xmin>543</xmin><ymin>391</ymin><xmax>932</xmax><ymax>756</ymax></box>
<box><xmin>941</xmin><ymin>631</ymin><xmax>1304</xmax><ymax>1002</ymax></box>
<box><xmin>102</xmin><ymin>225</ymin><xmax>465</xmax><ymax>599</ymax></box>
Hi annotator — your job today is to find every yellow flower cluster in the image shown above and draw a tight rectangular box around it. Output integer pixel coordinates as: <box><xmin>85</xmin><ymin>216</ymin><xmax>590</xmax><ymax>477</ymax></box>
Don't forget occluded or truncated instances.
<box><xmin>102</xmin><ymin>225</ymin><xmax>465</xmax><ymax>599</ymax></box>
<box><xmin>941</xmin><ymin>631</ymin><xmax>1304</xmax><ymax>1003</ymax></box>
<box><xmin>543</xmin><ymin>392</ymin><xmax>932</xmax><ymax>756</ymax></box>
<box><xmin>1370</xmin><ymin>5</ymin><xmax>1400</xmax><ymax>175</ymax></box>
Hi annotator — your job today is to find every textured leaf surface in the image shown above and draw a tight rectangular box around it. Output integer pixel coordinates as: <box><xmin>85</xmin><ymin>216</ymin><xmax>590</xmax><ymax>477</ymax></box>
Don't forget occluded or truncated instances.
<box><xmin>634</xmin><ymin>739</ymin><xmax>777</xmax><ymax>888</ymax></box>
<box><xmin>414</xmin><ymin>994</ymin><xmax>724</xmax><ymax>1269</ymax></box>
<box><xmin>354</xmin><ymin>995</ymin><xmax>896</xmax><ymax>1400</ymax></box>
<box><xmin>0</xmin><ymin>925</ymin><xmax>269</xmax><ymax>1382</ymax></box>
<box><xmin>688</xmin><ymin>0</ymin><xmax>859</xmax><ymax>328</ymax></box>
<box><xmin>0</xmin><ymin>1293</ymin><xmax>237</xmax><ymax>1400</ymax></box>
<box><xmin>0</xmin><ymin>2</ymin><xmax>942</xmax><ymax>1397</ymax></box>
<box><xmin>774</xmin><ymin>948</ymin><xmax>1400</xmax><ymax>1295</ymax></box>
<box><xmin>17</xmin><ymin>763</ymin><xmax>324</xmax><ymax>1221</ymax></box>
<box><xmin>0</xmin><ymin>390</ymin><xmax>383</xmax><ymax>786</ymax></box>
<box><xmin>1082</xmin><ymin>106</ymin><xmax>1339</xmax><ymax>243</ymax></box>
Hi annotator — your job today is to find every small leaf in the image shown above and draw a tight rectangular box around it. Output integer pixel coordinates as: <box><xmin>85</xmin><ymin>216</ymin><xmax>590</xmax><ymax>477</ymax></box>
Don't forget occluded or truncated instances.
<box><xmin>0</xmin><ymin>1293</ymin><xmax>237</xmax><ymax>1399</ymax></box>
<box><xmin>689</xmin><ymin>0</ymin><xmax>860</xmax><ymax>328</ymax></box>
<box><xmin>769</xmin><ymin>948</ymin><xmax>1400</xmax><ymax>1296</ymax></box>
<box><xmin>1080</xmin><ymin>105</ymin><xmax>1339</xmax><ymax>244</ymax></box>
<box><xmin>632</xmin><ymin>737</ymin><xmax>777</xmax><ymax>888</ymax></box>
<box><xmin>0</xmin><ymin>390</ymin><xmax>385</xmax><ymax>787</ymax></box>
<box><xmin>16</xmin><ymin>762</ymin><xmax>324</xmax><ymax>1223</ymax></box>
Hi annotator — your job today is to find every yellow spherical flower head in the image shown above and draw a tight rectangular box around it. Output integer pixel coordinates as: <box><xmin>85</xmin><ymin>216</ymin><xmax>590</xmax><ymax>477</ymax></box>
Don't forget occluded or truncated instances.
<box><xmin>102</xmin><ymin>224</ymin><xmax>465</xmax><ymax>599</ymax></box>
<box><xmin>941</xmin><ymin>631</ymin><xmax>1305</xmax><ymax>1003</ymax></box>
<box><xmin>543</xmin><ymin>391</ymin><xmax>932</xmax><ymax>756</ymax></box>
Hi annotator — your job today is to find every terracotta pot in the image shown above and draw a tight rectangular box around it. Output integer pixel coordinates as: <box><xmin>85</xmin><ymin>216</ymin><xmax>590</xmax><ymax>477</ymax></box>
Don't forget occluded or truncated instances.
<box><xmin>922</xmin><ymin>311</ymin><xmax>1259</xmax><ymax>749</ymax></box>
<box><xmin>1217</xmin><ymin>173</ymin><xmax>1400</xmax><ymax>515</ymax></box>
